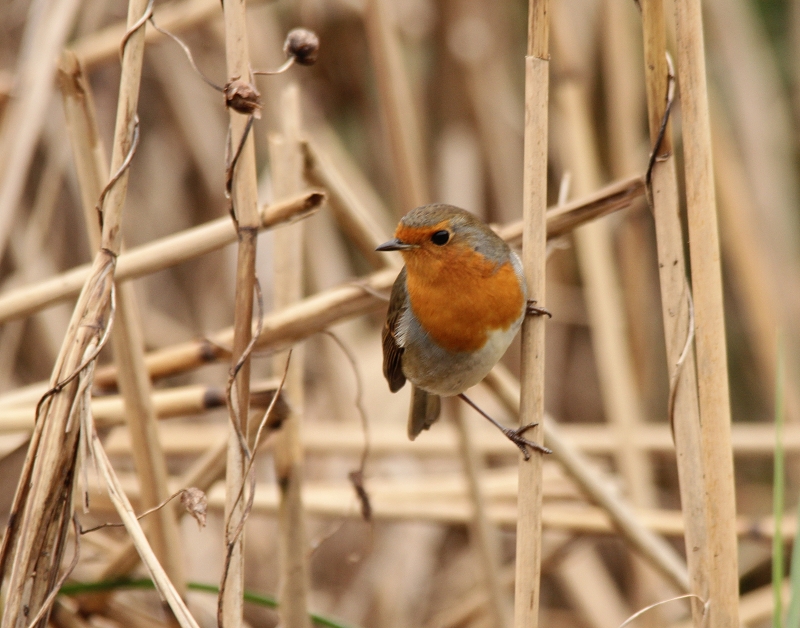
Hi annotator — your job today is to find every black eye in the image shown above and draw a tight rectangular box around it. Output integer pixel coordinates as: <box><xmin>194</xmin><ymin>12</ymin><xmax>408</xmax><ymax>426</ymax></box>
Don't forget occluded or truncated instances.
<box><xmin>431</xmin><ymin>230</ymin><xmax>450</xmax><ymax>245</ymax></box>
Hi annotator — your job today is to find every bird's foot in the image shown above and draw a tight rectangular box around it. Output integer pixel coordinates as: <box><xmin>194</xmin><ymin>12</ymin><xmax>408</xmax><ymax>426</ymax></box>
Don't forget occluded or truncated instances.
<box><xmin>501</xmin><ymin>423</ymin><xmax>552</xmax><ymax>461</ymax></box>
<box><xmin>526</xmin><ymin>299</ymin><xmax>552</xmax><ymax>318</ymax></box>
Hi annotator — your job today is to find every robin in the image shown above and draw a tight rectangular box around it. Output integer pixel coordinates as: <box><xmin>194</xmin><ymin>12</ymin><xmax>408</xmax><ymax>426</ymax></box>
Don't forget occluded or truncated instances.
<box><xmin>377</xmin><ymin>204</ymin><xmax>551</xmax><ymax>459</ymax></box>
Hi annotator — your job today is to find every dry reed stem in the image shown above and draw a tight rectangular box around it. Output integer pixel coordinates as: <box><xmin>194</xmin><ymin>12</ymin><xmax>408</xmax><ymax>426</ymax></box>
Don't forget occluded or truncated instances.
<box><xmin>673</xmin><ymin>0</ymin><xmax>740</xmax><ymax>623</ymax></box>
<box><xmin>0</xmin><ymin>190</ymin><xmax>324</xmax><ymax>324</ymax></box>
<box><xmin>98</xmin><ymin>419</ymin><xmax>800</xmax><ymax>459</ymax></box>
<box><xmin>0</xmin><ymin>383</ymin><xmax>227</xmax><ymax>432</ymax></box>
<box><xmin>83</xmin><ymin>469</ymin><xmax>800</xmax><ymax>542</ymax></box>
<box><xmin>0</xmin><ymin>0</ymin><xmax>82</xmax><ymax>264</ymax></box>
<box><xmin>269</xmin><ymin>84</ymin><xmax>312</xmax><ymax>628</ymax></box>
<box><xmin>363</xmin><ymin>0</ymin><xmax>429</xmax><ymax>211</ymax></box>
<box><xmin>303</xmin><ymin>133</ymin><xmax>397</xmax><ymax>269</ymax></box>
<box><xmin>552</xmin><ymin>5</ymin><xmax>663</xmax><ymax>620</ymax></box>
<box><xmin>640</xmin><ymin>1</ymin><xmax>708</xmax><ymax>624</ymax></box>
<box><xmin>515</xmin><ymin>1</ymin><xmax>549</xmax><ymax>626</ymax></box>
<box><xmin>220</xmin><ymin>0</ymin><xmax>262</xmax><ymax>621</ymax></box>
<box><xmin>85</xmin><ymin>406</ymin><xmax>199</xmax><ymax>628</ymax></box>
<box><xmin>0</xmin><ymin>0</ymin><xmax>152</xmax><ymax>619</ymax></box>
<box><xmin>59</xmin><ymin>49</ymin><xmax>185</xmax><ymax>597</ymax></box>
<box><xmin>602</xmin><ymin>6</ymin><xmax>669</xmax><ymax>619</ymax></box>
<box><xmin>712</xmin><ymin>109</ymin><xmax>800</xmax><ymax>424</ymax></box>
<box><xmin>484</xmin><ymin>365</ymin><xmax>690</xmax><ymax>592</ymax></box>
<box><xmin>554</xmin><ymin>541</ymin><xmax>632</xmax><ymax>628</ymax></box>
<box><xmin>449</xmin><ymin>3</ymin><xmax>523</xmax><ymax>223</ymax></box>
<box><xmin>451</xmin><ymin>399</ymin><xmax>511</xmax><ymax>628</ymax></box>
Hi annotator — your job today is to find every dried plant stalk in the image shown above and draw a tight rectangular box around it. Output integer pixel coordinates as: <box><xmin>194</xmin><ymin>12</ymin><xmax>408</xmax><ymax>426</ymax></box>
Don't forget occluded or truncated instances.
<box><xmin>269</xmin><ymin>84</ymin><xmax>312</xmax><ymax>628</ymax></box>
<box><xmin>451</xmin><ymin>399</ymin><xmax>511</xmax><ymax>628</ymax></box>
<box><xmin>220</xmin><ymin>0</ymin><xmax>261</xmax><ymax>621</ymax></box>
<box><xmin>0</xmin><ymin>0</ymin><xmax>81</xmax><ymax>264</ymax></box>
<box><xmin>514</xmin><ymin>1</ymin><xmax>549</xmax><ymax>626</ymax></box>
<box><xmin>58</xmin><ymin>49</ymin><xmax>185</xmax><ymax>593</ymax></box>
<box><xmin>0</xmin><ymin>190</ymin><xmax>323</xmax><ymax>324</ymax></box>
<box><xmin>640</xmin><ymin>0</ymin><xmax>708</xmax><ymax>624</ymax></box>
<box><xmin>363</xmin><ymin>0</ymin><xmax>428</xmax><ymax>211</ymax></box>
<box><xmin>673</xmin><ymin>0</ymin><xmax>740</xmax><ymax>623</ymax></box>
<box><xmin>0</xmin><ymin>0</ymin><xmax>153</xmax><ymax>621</ymax></box>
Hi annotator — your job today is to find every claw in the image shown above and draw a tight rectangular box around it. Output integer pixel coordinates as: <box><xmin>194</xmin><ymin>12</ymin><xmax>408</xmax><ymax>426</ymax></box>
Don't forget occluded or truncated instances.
<box><xmin>502</xmin><ymin>426</ymin><xmax>552</xmax><ymax>461</ymax></box>
<box><xmin>526</xmin><ymin>299</ymin><xmax>552</xmax><ymax>318</ymax></box>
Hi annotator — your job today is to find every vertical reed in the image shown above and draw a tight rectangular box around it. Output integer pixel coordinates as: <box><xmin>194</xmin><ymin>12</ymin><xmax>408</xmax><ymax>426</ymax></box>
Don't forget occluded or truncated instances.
<box><xmin>269</xmin><ymin>83</ymin><xmax>312</xmax><ymax>628</ymax></box>
<box><xmin>514</xmin><ymin>0</ymin><xmax>548</xmax><ymax>625</ymax></box>
<box><xmin>220</xmin><ymin>0</ymin><xmax>261</xmax><ymax>622</ymax></box>
<box><xmin>58</xmin><ymin>49</ymin><xmax>185</xmax><ymax>596</ymax></box>
<box><xmin>673</xmin><ymin>0</ymin><xmax>740</xmax><ymax>623</ymax></box>
<box><xmin>640</xmin><ymin>1</ymin><xmax>708</xmax><ymax>624</ymax></box>
<box><xmin>0</xmin><ymin>0</ymin><xmax>152</xmax><ymax>621</ymax></box>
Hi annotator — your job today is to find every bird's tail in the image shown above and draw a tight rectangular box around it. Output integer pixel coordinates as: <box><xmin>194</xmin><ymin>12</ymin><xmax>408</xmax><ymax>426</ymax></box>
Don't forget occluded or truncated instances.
<box><xmin>408</xmin><ymin>386</ymin><xmax>441</xmax><ymax>440</ymax></box>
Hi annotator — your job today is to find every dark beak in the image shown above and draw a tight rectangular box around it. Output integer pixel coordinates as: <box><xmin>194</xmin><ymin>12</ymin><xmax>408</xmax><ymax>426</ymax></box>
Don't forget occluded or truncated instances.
<box><xmin>376</xmin><ymin>238</ymin><xmax>416</xmax><ymax>252</ymax></box>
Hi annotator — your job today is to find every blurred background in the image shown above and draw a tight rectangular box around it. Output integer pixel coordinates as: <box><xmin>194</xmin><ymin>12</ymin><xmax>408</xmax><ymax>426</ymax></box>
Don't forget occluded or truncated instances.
<box><xmin>0</xmin><ymin>0</ymin><xmax>798</xmax><ymax>626</ymax></box>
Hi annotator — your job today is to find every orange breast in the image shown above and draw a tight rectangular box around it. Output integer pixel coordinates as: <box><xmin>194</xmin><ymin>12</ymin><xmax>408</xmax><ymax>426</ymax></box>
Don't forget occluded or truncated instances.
<box><xmin>404</xmin><ymin>246</ymin><xmax>524</xmax><ymax>353</ymax></box>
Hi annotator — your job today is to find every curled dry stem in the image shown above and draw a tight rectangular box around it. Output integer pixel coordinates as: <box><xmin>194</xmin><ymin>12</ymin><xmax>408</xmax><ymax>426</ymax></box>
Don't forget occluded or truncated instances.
<box><xmin>224</xmin><ymin>277</ymin><xmax>265</xmax><ymax>457</ymax></box>
<box><xmin>321</xmin><ymin>331</ymin><xmax>372</xmax><ymax>521</ymax></box>
<box><xmin>645</xmin><ymin>52</ymin><xmax>676</xmax><ymax>195</ymax></box>
<box><xmin>80</xmin><ymin>487</ymin><xmax>207</xmax><ymax>534</ymax></box>
<box><xmin>217</xmin><ymin>351</ymin><xmax>292</xmax><ymax>628</ymax></box>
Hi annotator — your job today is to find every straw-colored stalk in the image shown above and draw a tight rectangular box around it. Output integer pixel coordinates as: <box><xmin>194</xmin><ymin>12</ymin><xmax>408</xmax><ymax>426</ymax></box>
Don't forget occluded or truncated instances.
<box><xmin>0</xmin><ymin>0</ymin><xmax>153</xmax><ymax>621</ymax></box>
<box><xmin>96</xmin><ymin>419</ymin><xmax>800</xmax><ymax>460</ymax></box>
<box><xmin>58</xmin><ymin>49</ymin><xmax>185</xmax><ymax>594</ymax></box>
<box><xmin>640</xmin><ymin>0</ymin><xmax>708</xmax><ymax>624</ymax></box>
<box><xmin>515</xmin><ymin>1</ymin><xmax>549</xmax><ymax>626</ymax></box>
<box><xmin>269</xmin><ymin>84</ymin><xmax>312</xmax><ymax>628</ymax></box>
<box><xmin>363</xmin><ymin>0</ymin><xmax>428</xmax><ymax>211</ymax></box>
<box><xmin>0</xmin><ymin>0</ymin><xmax>81</xmax><ymax>264</ymax></box>
<box><xmin>0</xmin><ymin>190</ymin><xmax>324</xmax><ymax>324</ymax></box>
<box><xmin>553</xmin><ymin>4</ymin><xmax>665</xmax><ymax>623</ymax></box>
<box><xmin>451</xmin><ymin>352</ymin><xmax>510</xmax><ymax>628</ymax></box>
<box><xmin>303</xmin><ymin>134</ymin><xmax>396</xmax><ymax>269</ymax></box>
<box><xmin>673</xmin><ymin>0</ymin><xmax>740</xmax><ymax>623</ymax></box>
<box><xmin>82</xmin><ymin>469</ymin><xmax>800</xmax><ymax>543</ymax></box>
<box><xmin>220</xmin><ymin>0</ymin><xmax>261</xmax><ymax>622</ymax></box>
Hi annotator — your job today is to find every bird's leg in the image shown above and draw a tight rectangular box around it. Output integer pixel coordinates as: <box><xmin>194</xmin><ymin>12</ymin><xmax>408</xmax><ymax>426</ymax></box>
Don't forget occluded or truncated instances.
<box><xmin>457</xmin><ymin>393</ymin><xmax>551</xmax><ymax>461</ymax></box>
<box><xmin>526</xmin><ymin>299</ymin><xmax>552</xmax><ymax>318</ymax></box>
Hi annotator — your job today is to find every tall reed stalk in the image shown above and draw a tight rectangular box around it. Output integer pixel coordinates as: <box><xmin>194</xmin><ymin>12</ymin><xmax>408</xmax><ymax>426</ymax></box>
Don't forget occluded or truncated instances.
<box><xmin>673</xmin><ymin>0</ymin><xmax>740</xmax><ymax>623</ymax></box>
<box><xmin>640</xmin><ymin>0</ymin><xmax>708</xmax><ymax>625</ymax></box>
<box><xmin>514</xmin><ymin>0</ymin><xmax>549</xmax><ymax>626</ymax></box>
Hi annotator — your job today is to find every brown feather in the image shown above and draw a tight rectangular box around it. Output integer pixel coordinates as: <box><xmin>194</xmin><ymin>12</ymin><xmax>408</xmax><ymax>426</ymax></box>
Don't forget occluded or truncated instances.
<box><xmin>382</xmin><ymin>267</ymin><xmax>407</xmax><ymax>392</ymax></box>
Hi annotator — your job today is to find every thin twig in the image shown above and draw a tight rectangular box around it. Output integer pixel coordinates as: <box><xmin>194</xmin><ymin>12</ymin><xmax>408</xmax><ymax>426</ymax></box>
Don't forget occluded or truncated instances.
<box><xmin>79</xmin><ymin>488</ymin><xmax>195</xmax><ymax>534</ymax></box>
<box><xmin>95</xmin><ymin>116</ymin><xmax>141</xmax><ymax>227</ymax></box>
<box><xmin>321</xmin><ymin>331</ymin><xmax>372</xmax><ymax>521</ymax></box>
<box><xmin>118</xmin><ymin>0</ymin><xmax>154</xmax><ymax>59</ymax></box>
<box><xmin>645</xmin><ymin>52</ymin><xmax>676</xmax><ymax>195</ymax></box>
<box><xmin>147</xmin><ymin>16</ymin><xmax>225</xmax><ymax>92</ymax></box>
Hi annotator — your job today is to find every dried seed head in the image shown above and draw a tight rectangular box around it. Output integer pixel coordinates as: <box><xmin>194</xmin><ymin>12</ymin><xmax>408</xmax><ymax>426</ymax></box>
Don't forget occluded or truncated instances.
<box><xmin>284</xmin><ymin>28</ymin><xmax>319</xmax><ymax>66</ymax></box>
<box><xmin>180</xmin><ymin>487</ymin><xmax>207</xmax><ymax>529</ymax></box>
<box><xmin>224</xmin><ymin>79</ymin><xmax>262</xmax><ymax>118</ymax></box>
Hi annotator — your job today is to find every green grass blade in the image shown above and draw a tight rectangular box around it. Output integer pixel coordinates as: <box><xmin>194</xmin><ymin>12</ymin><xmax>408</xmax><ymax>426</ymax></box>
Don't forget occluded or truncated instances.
<box><xmin>59</xmin><ymin>578</ymin><xmax>358</xmax><ymax>628</ymax></box>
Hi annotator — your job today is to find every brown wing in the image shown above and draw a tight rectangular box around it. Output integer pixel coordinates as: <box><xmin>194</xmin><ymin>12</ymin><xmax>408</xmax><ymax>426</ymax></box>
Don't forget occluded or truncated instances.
<box><xmin>382</xmin><ymin>267</ymin><xmax>408</xmax><ymax>392</ymax></box>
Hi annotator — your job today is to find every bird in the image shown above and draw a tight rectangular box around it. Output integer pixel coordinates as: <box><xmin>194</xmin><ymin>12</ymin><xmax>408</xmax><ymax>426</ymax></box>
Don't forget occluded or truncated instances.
<box><xmin>377</xmin><ymin>203</ymin><xmax>551</xmax><ymax>460</ymax></box>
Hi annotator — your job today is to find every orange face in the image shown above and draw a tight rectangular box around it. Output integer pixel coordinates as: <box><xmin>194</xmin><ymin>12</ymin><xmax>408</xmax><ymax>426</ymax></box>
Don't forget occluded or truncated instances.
<box><xmin>396</xmin><ymin>223</ymin><xmax>524</xmax><ymax>353</ymax></box>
